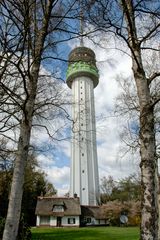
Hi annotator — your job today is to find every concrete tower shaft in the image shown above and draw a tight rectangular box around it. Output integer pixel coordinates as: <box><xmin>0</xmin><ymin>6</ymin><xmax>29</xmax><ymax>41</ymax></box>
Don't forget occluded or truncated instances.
<box><xmin>66</xmin><ymin>46</ymin><xmax>100</xmax><ymax>206</ymax></box>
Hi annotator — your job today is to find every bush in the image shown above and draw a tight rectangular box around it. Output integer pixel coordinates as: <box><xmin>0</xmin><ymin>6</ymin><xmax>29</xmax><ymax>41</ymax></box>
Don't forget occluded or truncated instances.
<box><xmin>0</xmin><ymin>216</ymin><xmax>31</xmax><ymax>240</ymax></box>
<box><xmin>0</xmin><ymin>217</ymin><xmax>5</xmax><ymax>239</ymax></box>
<box><xmin>128</xmin><ymin>215</ymin><xmax>141</xmax><ymax>226</ymax></box>
<box><xmin>102</xmin><ymin>200</ymin><xmax>141</xmax><ymax>227</ymax></box>
<box><xmin>17</xmin><ymin>216</ymin><xmax>32</xmax><ymax>240</ymax></box>
<box><xmin>109</xmin><ymin>217</ymin><xmax>120</xmax><ymax>226</ymax></box>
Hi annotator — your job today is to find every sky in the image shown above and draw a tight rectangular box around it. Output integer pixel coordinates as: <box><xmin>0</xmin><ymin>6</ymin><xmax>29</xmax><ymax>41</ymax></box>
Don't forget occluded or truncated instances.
<box><xmin>36</xmin><ymin>38</ymin><xmax>140</xmax><ymax>196</ymax></box>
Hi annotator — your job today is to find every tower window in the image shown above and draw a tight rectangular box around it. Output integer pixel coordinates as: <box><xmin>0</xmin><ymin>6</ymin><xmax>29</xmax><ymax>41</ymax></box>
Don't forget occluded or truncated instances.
<box><xmin>82</xmin><ymin>170</ymin><xmax>84</xmax><ymax>173</ymax></box>
<box><xmin>82</xmin><ymin>188</ymin><xmax>85</xmax><ymax>191</ymax></box>
<box><xmin>82</xmin><ymin>137</ymin><xmax>84</xmax><ymax>141</ymax></box>
<box><xmin>82</xmin><ymin>153</ymin><xmax>84</xmax><ymax>156</ymax></box>
<box><xmin>81</xmin><ymin>123</ymin><xmax>83</xmax><ymax>126</ymax></box>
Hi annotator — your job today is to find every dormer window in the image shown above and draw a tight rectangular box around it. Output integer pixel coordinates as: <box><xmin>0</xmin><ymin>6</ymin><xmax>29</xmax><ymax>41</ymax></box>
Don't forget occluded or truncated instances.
<box><xmin>52</xmin><ymin>205</ymin><xmax>64</xmax><ymax>212</ymax></box>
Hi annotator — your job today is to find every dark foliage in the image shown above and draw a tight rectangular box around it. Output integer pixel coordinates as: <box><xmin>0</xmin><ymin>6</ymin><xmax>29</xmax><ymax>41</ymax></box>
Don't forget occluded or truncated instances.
<box><xmin>17</xmin><ymin>216</ymin><xmax>32</xmax><ymax>240</ymax></box>
<box><xmin>0</xmin><ymin>153</ymin><xmax>57</xmax><ymax>226</ymax></box>
<box><xmin>0</xmin><ymin>216</ymin><xmax>32</xmax><ymax>240</ymax></box>
<box><xmin>100</xmin><ymin>174</ymin><xmax>141</xmax><ymax>203</ymax></box>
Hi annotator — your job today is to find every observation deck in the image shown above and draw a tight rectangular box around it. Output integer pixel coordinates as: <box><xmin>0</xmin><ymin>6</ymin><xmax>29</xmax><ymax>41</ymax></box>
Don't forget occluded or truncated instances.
<box><xmin>66</xmin><ymin>47</ymin><xmax>99</xmax><ymax>88</ymax></box>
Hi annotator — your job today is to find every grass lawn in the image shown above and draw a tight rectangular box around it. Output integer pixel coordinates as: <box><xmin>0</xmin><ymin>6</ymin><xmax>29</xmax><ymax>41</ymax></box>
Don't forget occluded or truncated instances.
<box><xmin>31</xmin><ymin>226</ymin><xmax>139</xmax><ymax>240</ymax></box>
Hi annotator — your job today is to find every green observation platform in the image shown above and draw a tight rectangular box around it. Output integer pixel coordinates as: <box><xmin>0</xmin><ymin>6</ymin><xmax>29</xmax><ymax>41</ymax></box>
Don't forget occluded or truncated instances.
<box><xmin>66</xmin><ymin>47</ymin><xmax>99</xmax><ymax>88</ymax></box>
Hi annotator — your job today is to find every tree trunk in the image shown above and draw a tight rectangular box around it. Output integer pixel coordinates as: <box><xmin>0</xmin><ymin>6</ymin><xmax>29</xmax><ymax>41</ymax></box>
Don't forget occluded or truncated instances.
<box><xmin>158</xmin><ymin>192</ymin><xmax>160</xmax><ymax>240</ymax></box>
<box><xmin>2</xmin><ymin>52</ymin><xmax>42</xmax><ymax>240</ymax></box>
<box><xmin>132</xmin><ymin>50</ymin><xmax>158</xmax><ymax>240</ymax></box>
<box><xmin>2</xmin><ymin>79</ymin><xmax>37</xmax><ymax>239</ymax></box>
<box><xmin>2</xmin><ymin>1</ymin><xmax>54</xmax><ymax>238</ymax></box>
<box><xmin>2</xmin><ymin>118</ymin><xmax>32</xmax><ymax>240</ymax></box>
<box><xmin>121</xmin><ymin>1</ymin><xmax>159</xmax><ymax>239</ymax></box>
<box><xmin>139</xmin><ymin>100</ymin><xmax>158</xmax><ymax>240</ymax></box>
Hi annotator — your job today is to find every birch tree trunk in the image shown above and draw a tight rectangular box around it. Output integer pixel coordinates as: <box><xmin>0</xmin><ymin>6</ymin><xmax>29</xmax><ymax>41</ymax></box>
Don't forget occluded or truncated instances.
<box><xmin>132</xmin><ymin>50</ymin><xmax>158</xmax><ymax>240</ymax></box>
<box><xmin>2</xmin><ymin>1</ymin><xmax>54</xmax><ymax>239</ymax></box>
<box><xmin>85</xmin><ymin>0</ymin><xmax>160</xmax><ymax>238</ymax></box>
<box><xmin>2</xmin><ymin>105</ymin><xmax>34</xmax><ymax>240</ymax></box>
<box><xmin>121</xmin><ymin>1</ymin><xmax>159</xmax><ymax>239</ymax></box>
<box><xmin>2</xmin><ymin>70</ymin><xmax>41</xmax><ymax>240</ymax></box>
<box><xmin>2</xmin><ymin>64</ymin><xmax>39</xmax><ymax>240</ymax></box>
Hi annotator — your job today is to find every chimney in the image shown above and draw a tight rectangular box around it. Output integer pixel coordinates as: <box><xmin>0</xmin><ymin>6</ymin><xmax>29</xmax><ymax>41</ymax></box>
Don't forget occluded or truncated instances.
<box><xmin>74</xmin><ymin>193</ymin><xmax>78</xmax><ymax>198</ymax></box>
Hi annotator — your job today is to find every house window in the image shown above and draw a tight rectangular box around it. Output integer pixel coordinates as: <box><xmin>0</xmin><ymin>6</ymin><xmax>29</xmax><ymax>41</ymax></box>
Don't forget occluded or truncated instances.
<box><xmin>40</xmin><ymin>216</ymin><xmax>50</xmax><ymax>225</ymax></box>
<box><xmin>87</xmin><ymin>217</ymin><xmax>91</xmax><ymax>223</ymax></box>
<box><xmin>68</xmin><ymin>218</ymin><xmax>75</xmax><ymax>224</ymax></box>
<box><xmin>53</xmin><ymin>205</ymin><xmax>64</xmax><ymax>212</ymax></box>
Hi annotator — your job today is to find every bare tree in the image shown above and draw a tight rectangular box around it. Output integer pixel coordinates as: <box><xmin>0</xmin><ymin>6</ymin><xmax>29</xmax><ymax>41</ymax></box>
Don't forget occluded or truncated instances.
<box><xmin>115</xmin><ymin>75</ymin><xmax>140</xmax><ymax>154</ymax></box>
<box><xmin>0</xmin><ymin>1</ymin><xmax>80</xmax><ymax>239</ymax></box>
<box><xmin>83</xmin><ymin>0</ymin><xmax>160</xmax><ymax>239</ymax></box>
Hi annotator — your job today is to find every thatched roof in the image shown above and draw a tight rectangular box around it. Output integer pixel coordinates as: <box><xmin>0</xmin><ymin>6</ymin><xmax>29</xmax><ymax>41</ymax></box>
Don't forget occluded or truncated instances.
<box><xmin>81</xmin><ymin>205</ymin><xmax>107</xmax><ymax>220</ymax></box>
<box><xmin>35</xmin><ymin>197</ymin><xmax>81</xmax><ymax>216</ymax></box>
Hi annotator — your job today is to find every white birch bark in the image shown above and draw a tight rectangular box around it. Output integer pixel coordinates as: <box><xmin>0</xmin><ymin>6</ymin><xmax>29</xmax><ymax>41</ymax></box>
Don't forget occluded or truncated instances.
<box><xmin>2</xmin><ymin>1</ymin><xmax>54</xmax><ymax>239</ymax></box>
<box><xmin>121</xmin><ymin>1</ymin><xmax>159</xmax><ymax>239</ymax></box>
<box><xmin>2</xmin><ymin>114</ymin><xmax>33</xmax><ymax>240</ymax></box>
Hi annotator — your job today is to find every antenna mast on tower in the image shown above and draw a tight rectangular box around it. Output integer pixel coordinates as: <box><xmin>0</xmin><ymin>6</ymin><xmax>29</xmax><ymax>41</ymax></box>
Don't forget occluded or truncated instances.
<box><xmin>80</xmin><ymin>0</ymin><xmax>84</xmax><ymax>46</ymax></box>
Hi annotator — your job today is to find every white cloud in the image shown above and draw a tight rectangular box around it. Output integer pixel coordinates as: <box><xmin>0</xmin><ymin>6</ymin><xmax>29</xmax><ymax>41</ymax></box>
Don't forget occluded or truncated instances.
<box><xmin>57</xmin><ymin>140</ymin><xmax>71</xmax><ymax>159</ymax></box>
<box><xmin>37</xmin><ymin>151</ymin><xmax>70</xmax><ymax>196</ymax></box>
<box><xmin>89</xmin><ymin>40</ymin><xmax>139</xmax><ymax>183</ymax></box>
<box><xmin>96</xmin><ymin>116</ymin><xmax>139</xmax><ymax>183</ymax></box>
<box><xmin>45</xmin><ymin>166</ymin><xmax>70</xmax><ymax>196</ymax></box>
<box><xmin>37</xmin><ymin>154</ymin><xmax>56</xmax><ymax>167</ymax></box>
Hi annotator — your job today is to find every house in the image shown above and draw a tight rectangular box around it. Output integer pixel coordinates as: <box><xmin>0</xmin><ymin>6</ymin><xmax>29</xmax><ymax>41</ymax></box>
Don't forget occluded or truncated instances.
<box><xmin>35</xmin><ymin>196</ymin><xmax>81</xmax><ymax>227</ymax></box>
<box><xmin>35</xmin><ymin>196</ymin><xmax>108</xmax><ymax>227</ymax></box>
<box><xmin>81</xmin><ymin>205</ymin><xmax>108</xmax><ymax>226</ymax></box>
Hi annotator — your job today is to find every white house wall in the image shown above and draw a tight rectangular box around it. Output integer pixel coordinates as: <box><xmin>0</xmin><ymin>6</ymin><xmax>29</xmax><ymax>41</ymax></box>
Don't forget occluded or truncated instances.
<box><xmin>37</xmin><ymin>215</ymin><xmax>80</xmax><ymax>227</ymax></box>
<box><xmin>36</xmin><ymin>215</ymin><xmax>40</xmax><ymax>226</ymax></box>
<box><xmin>50</xmin><ymin>216</ymin><xmax>57</xmax><ymax>226</ymax></box>
<box><xmin>62</xmin><ymin>216</ymin><xmax>80</xmax><ymax>227</ymax></box>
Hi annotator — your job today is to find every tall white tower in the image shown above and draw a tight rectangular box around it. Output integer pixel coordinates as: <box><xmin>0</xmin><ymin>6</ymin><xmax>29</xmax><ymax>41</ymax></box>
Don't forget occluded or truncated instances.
<box><xmin>66</xmin><ymin>46</ymin><xmax>100</xmax><ymax>206</ymax></box>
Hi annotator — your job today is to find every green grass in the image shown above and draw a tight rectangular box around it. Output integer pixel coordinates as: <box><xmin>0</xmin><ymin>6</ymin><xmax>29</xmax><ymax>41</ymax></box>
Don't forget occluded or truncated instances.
<box><xmin>31</xmin><ymin>226</ymin><xmax>139</xmax><ymax>240</ymax></box>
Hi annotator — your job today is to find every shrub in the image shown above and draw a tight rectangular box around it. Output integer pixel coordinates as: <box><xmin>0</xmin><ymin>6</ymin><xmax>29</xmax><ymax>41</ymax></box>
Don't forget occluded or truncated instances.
<box><xmin>0</xmin><ymin>217</ymin><xmax>5</xmax><ymax>239</ymax></box>
<box><xmin>17</xmin><ymin>215</ymin><xmax>32</xmax><ymax>240</ymax></box>
<box><xmin>102</xmin><ymin>200</ymin><xmax>141</xmax><ymax>226</ymax></box>
<box><xmin>0</xmin><ymin>216</ymin><xmax>31</xmax><ymax>240</ymax></box>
